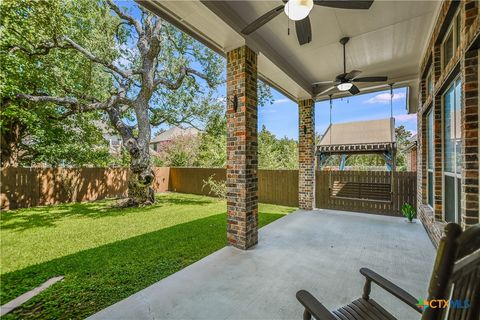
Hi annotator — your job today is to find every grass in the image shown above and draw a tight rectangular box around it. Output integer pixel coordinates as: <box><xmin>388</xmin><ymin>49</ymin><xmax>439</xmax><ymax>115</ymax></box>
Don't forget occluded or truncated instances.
<box><xmin>0</xmin><ymin>193</ymin><xmax>295</xmax><ymax>319</ymax></box>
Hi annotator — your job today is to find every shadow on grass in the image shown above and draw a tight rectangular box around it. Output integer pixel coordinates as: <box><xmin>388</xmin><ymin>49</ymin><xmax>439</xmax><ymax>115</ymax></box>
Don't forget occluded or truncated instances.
<box><xmin>1</xmin><ymin>211</ymin><xmax>284</xmax><ymax>320</ymax></box>
<box><xmin>0</xmin><ymin>193</ymin><xmax>215</xmax><ymax>232</ymax></box>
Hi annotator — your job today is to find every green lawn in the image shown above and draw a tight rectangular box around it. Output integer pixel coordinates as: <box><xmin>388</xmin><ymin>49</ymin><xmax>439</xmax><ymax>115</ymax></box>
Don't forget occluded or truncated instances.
<box><xmin>0</xmin><ymin>193</ymin><xmax>294</xmax><ymax>319</ymax></box>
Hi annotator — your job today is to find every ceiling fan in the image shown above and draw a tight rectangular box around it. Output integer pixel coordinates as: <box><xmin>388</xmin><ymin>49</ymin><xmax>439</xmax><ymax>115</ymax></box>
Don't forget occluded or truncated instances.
<box><xmin>313</xmin><ymin>37</ymin><xmax>388</xmax><ymax>96</ymax></box>
<box><xmin>241</xmin><ymin>0</ymin><xmax>374</xmax><ymax>46</ymax></box>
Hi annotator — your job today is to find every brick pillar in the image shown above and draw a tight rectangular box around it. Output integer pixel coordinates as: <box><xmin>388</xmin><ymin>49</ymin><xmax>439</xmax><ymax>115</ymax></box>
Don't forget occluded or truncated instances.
<box><xmin>432</xmin><ymin>44</ymin><xmax>443</xmax><ymax>221</ymax></box>
<box><xmin>461</xmin><ymin>49</ymin><xmax>479</xmax><ymax>228</ymax></box>
<box><xmin>298</xmin><ymin>99</ymin><xmax>315</xmax><ymax>210</ymax></box>
<box><xmin>226</xmin><ymin>45</ymin><xmax>258</xmax><ymax>250</ymax></box>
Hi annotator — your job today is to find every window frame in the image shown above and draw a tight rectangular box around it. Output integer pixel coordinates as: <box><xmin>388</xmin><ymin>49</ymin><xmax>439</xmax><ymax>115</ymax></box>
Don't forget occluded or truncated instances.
<box><xmin>426</xmin><ymin>108</ymin><xmax>434</xmax><ymax>209</ymax></box>
<box><xmin>441</xmin><ymin>76</ymin><xmax>462</xmax><ymax>223</ymax></box>
<box><xmin>426</xmin><ymin>68</ymin><xmax>433</xmax><ymax>97</ymax></box>
<box><xmin>441</xmin><ymin>8</ymin><xmax>461</xmax><ymax>69</ymax></box>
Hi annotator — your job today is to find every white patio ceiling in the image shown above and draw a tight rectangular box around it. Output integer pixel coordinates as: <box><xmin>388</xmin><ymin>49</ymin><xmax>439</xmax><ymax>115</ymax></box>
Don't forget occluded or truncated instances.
<box><xmin>140</xmin><ymin>0</ymin><xmax>441</xmax><ymax>113</ymax></box>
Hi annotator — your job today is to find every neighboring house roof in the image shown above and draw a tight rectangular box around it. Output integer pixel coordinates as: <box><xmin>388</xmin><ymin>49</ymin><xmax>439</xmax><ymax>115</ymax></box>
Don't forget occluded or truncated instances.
<box><xmin>150</xmin><ymin>126</ymin><xmax>200</xmax><ymax>143</ymax></box>
<box><xmin>318</xmin><ymin>118</ymin><xmax>396</xmax><ymax>146</ymax></box>
<box><xmin>404</xmin><ymin>134</ymin><xmax>418</xmax><ymax>152</ymax></box>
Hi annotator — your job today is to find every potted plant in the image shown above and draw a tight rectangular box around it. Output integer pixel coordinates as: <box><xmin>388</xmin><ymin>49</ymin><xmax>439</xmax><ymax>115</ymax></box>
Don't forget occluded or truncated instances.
<box><xmin>401</xmin><ymin>203</ymin><xmax>416</xmax><ymax>223</ymax></box>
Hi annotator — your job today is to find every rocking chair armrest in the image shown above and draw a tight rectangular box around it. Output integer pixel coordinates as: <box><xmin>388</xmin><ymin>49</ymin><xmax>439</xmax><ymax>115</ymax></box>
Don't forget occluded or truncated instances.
<box><xmin>296</xmin><ymin>290</ymin><xmax>337</xmax><ymax>320</ymax></box>
<box><xmin>359</xmin><ymin>268</ymin><xmax>422</xmax><ymax>314</ymax></box>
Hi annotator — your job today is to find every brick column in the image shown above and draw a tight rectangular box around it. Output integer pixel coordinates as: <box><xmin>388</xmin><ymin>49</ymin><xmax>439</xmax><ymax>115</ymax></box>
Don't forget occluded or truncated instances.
<box><xmin>298</xmin><ymin>99</ymin><xmax>315</xmax><ymax>210</ymax></box>
<box><xmin>461</xmin><ymin>49</ymin><xmax>479</xmax><ymax>228</ymax></box>
<box><xmin>226</xmin><ymin>45</ymin><xmax>258</xmax><ymax>250</ymax></box>
<box><xmin>432</xmin><ymin>44</ymin><xmax>443</xmax><ymax>221</ymax></box>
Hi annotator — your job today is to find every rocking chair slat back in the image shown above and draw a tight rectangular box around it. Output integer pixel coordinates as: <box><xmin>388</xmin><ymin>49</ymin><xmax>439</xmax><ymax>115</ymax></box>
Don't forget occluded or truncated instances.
<box><xmin>422</xmin><ymin>224</ymin><xmax>480</xmax><ymax>320</ymax></box>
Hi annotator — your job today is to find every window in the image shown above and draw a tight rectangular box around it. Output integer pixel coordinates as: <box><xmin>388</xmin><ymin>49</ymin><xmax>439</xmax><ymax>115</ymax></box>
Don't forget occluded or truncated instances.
<box><xmin>426</xmin><ymin>108</ymin><xmax>434</xmax><ymax>208</ymax></box>
<box><xmin>443</xmin><ymin>30</ymin><xmax>454</xmax><ymax>67</ymax></box>
<box><xmin>443</xmin><ymin>78</ymin><xmax>462</xmax><ymax>223</ymax></box>
<box><xmin>442</xmin><ymin>9</ymin><xmax>461</xmax><ymax>68</ymax></box>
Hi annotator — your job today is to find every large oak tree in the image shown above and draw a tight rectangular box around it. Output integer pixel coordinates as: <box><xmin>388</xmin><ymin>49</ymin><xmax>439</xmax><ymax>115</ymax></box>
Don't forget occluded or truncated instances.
<box><xmin>2</xmin><ymin>0</ymin><xmax>227</xmax><ymax>206</ymax></box>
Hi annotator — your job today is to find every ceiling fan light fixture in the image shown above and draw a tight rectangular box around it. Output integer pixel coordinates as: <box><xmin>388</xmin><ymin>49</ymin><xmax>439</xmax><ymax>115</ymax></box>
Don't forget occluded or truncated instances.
<box><xmin>284</xmin><ymin>0</ymin><xmax>313</xmax><ymax>21</ymax></box>
<box><xmin>337</xmin><ymin>82</ymin><xmax>353</xmax><ymax>91</ymax></box>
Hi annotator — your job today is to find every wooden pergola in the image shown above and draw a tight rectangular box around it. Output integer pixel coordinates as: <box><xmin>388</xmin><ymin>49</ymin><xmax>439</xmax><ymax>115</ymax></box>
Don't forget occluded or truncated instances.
<box><xmin>317</xmin><ymin>118</ymin><xmax>396</xmax><ymax>171</ymax></box>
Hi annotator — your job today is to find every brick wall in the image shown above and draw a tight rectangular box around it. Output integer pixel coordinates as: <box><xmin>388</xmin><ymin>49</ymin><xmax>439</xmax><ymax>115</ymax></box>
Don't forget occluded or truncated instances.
<box><xmin>298</xmin><ymin>99</ymin><xmax>315</xmax><ymax>210</ymax></box>
<box><xmin>226</xmin><ymin>45</ymin><xmax>259</xmax><ymax>250</ymax></box>
<box><xmin>461</xmin><ymin>49</ymin><xmax>479</xmax><ymax>228</ymax></box>
<box><xmin>417</xmin><ymin>0</ymin><xmax>479</xmax><ymax>247</ymax></box>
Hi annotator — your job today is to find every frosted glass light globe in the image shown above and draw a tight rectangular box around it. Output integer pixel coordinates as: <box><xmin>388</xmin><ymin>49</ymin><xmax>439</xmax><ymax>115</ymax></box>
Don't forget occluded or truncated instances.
<box><xmin>284</xmin><ymin>0</ymin><xmax>314</xmax><ymax>21</ymax></box>
<box><xmin>337</xmin><ymin>82</ymin><xmax>353</xmax><ymax>91</ymax></box>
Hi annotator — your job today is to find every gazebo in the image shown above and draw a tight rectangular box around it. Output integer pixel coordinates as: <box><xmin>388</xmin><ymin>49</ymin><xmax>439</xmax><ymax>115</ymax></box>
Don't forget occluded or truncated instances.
<box><xmin>317</xmin><ymin>118</ymin><xmax>397</xmax><ymax>171</ymax></box>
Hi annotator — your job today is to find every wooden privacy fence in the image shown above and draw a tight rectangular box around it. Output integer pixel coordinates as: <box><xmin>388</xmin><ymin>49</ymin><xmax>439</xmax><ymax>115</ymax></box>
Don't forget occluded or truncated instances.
<box><xmin>315</xmin><ymin>171</ymin><xmax>417</xmax><ymax>216</ymax></box>
<box><xmin>0</xmin><ymin>167</ymin><xmax>297</xmax><ymax>210</ymax></box>
<box><xmin>1</xmin><ymin>167</ymin><xmax>169</xmax><ymax>210</ymax></box>
<box><xmin>169</xmin><ymin>167</ymin><xmax>298</xmax><ymax>207</ymax></box>
<box><xmin>1</xmin><ymin>167</ymin><xmax>415</xmax><ymax>214</ymax></box>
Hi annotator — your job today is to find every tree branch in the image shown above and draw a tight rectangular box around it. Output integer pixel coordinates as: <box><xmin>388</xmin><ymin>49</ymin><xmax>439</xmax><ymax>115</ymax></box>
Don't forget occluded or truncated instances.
<box><xmin>106</xmin><ymin>0</ymin><xmax>142</xmax><ymax>36</ymax></box>
<box><xmin>61</xmin><ymin>36</ymin><xmax>134</xmax><ymax>79</ymax></box>
<box><xmin>153</xmin><ymin>66</ymin><xmax>219</xmax><ymax>90</ymax></box>
<box><xmin>153</xmin><ymin>66</ymin><xmax>187</xmax><ymax>90</ymax></box>
<box><xmin>15</xmin><ymin>90</ymin><xmax>133</xmax><ymax>119</ymax></box>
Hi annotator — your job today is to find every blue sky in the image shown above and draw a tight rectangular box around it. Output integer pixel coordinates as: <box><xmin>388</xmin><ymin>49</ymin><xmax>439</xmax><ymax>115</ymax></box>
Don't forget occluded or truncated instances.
<box><xmin>260</xmin><ymin>87</ymin><xmax>417</xmax><ymax>140</ymax></box>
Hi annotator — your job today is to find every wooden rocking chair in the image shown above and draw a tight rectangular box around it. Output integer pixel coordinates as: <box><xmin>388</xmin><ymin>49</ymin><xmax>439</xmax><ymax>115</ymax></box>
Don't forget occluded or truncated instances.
<box><xmin>296</xmin><ymin>223</ymin><xmax>480</xmax><ymax>320</ymax></box>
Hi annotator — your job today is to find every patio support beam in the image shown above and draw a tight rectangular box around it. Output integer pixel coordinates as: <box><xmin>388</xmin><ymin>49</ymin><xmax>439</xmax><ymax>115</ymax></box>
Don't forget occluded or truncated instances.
<box><xmin>298</xmin><ymin>99</ymin><xmax>316</xmax><ymax>210</ymax></box>
<box><xmin>226</xmin><ymin>45</ymin><xmax>258</xmax><ymax>250</ymax></box>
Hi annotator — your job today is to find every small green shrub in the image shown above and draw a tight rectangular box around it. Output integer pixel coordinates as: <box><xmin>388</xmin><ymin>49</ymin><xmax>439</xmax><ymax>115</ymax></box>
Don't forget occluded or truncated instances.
<box><xmin>202</xmin><ymin>174</ymin><xmax>227</xmax><ymax>199</ymax></box>
<box><xmin>402</xmin><ymin>203</ymin><xmax>416</xmax><ymax>222</ymax></box>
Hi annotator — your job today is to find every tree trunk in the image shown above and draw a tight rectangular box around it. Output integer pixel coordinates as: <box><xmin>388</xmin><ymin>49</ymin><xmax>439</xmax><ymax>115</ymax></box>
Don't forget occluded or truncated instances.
<box><xmin>126</xmin><ymin>147</ymin><xmax>155</xmax><ymax>206</ymax></box>
<box><xmin>0</xmin><ymin>120</ymin><xmax>24</xmax><ymax>167</ymax></box>
<box><xmin>107</xmin><ymin>106</ymin><xmax>155</xmax><ymax>207</ymax></box>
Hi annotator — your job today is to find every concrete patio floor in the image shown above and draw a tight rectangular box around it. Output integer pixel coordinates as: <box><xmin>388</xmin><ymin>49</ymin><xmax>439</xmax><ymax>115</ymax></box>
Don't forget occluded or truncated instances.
<box><xmin>90</xmin><ymin>209</ymin><xmax>435</xmax><ymax>320</ymax></box>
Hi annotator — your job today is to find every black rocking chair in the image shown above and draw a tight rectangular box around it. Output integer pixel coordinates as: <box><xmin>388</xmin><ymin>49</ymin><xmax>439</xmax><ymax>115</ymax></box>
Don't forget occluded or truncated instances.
<box><xmin>296</xmin><ymin>223</ymin><xmax>480</xmax><ymax>320</ymax></box>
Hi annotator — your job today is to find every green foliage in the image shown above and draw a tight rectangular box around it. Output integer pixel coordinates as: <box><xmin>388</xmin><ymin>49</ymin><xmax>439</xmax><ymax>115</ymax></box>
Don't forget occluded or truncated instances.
<box><xmin>0</xmin><ymin>0</ymin><xmax>273</xmax><ymax>168</ymax></box>
<box><xmin>195</xmin><ymin>118</ymin><xmax>298</xmax><ymax>169</ymax></box>
<box><xmin>155</xmin><ymin>134</ymin><xmax>201</xmax><ymax>167</ymax></box>
<box><xmin>0</xmin><ymin>193</ymin><xmax>294</xmax><ymax>319</ymax></box>
<box><xmin>196</xmin><ymin>113</ymin><xmax>227</xmax><ymax>167</ymax></box>
<box><xmin>258</xmin><ymin>125</ymin><xmax>298</xmax><ymax>169</ymax></box>
<box><xmin>0</xmin><ymin>0</ymin><xmax>118</xmax><ymax>166</ymax></box>
<box><xmin>394</xmin><ymin>125</ymin><xmax>414</xmax><ymax>171</ymax></box>
<box><xmin>202</xmin><ymin>174</ymin><xmax>227</xmax><ymax>199</ymax></box>
<box><xmin>401</xmin><ymin>203</ymin><xmax>416</xmax><ymax>222</ymax></box>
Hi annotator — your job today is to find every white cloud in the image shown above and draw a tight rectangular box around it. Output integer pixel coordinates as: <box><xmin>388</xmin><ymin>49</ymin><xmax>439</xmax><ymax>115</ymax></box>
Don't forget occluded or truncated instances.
<box><xmin>273</xmin><ymin>98</ymin><xmax>290</xmax><ymax>105</ymax></box>
<box><xmin>365</xmin><ymin>92</ymin><xmax>406</xmax><ymax>104</ymax></box>
<box><xmin>395</xmin><ymin>114</ymin><xmax>417</xmax><ymax>121</ymax></box>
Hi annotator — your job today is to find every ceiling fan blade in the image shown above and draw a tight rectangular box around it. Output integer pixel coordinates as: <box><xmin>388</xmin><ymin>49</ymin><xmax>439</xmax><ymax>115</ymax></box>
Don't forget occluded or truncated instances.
<box><xmin>241</xmin><ymin>5</ymin><xmax>284</xmax><ymax>35</ymax></box>
<box><xmin>315</xmin><ymin>85</ymin><xmax>336</xmax><ymax>96</ymax></box>
<box><xmin>295</xmin><ymin>16</ymin><xmax>312</xmax><ymax>45</ymax></box>
<box><xmin>345</xmin><ymin>70</ymin><xmax>362</xmax><ymax>80</ymax></box>
<box><xmin>349</xmin><ymin>84</ymin><xmax>360</xmax><ymax>95</ymax></box>
<box><xmin>314</xmin><ymin>0</ymin><xmax>374</xmax><ymax>10</ymax></box>
<box><xmin>312</xmin><ymin>80</ymin><xmax>335</xmax><ymax>85</ymax></box>
<box><xmin>353</xmin><ymin>76</ymin><xmax>388</xmax><ymax>82</ymax></box>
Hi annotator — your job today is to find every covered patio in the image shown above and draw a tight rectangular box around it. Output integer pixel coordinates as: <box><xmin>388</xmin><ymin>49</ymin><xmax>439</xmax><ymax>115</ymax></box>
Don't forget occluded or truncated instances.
<box><xmin>90</xmin><ymin>208</ymin><xmax>435</xmax><ymax>320</ymax></box>
<box><xmin>138</xmin><ymin>0</ymin><xmax>439</xmax><ymax>250</ymax></box>
<box><xmin>87</xmin><ymin>1</ymin><xmax>477</xmax><ymax>319</ymax></box>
